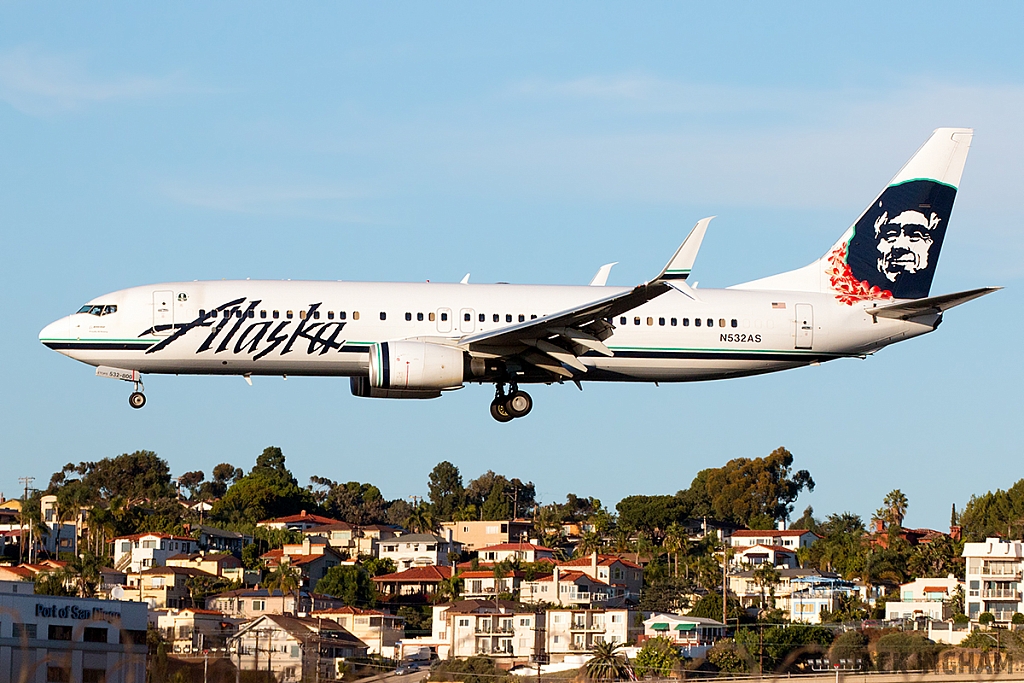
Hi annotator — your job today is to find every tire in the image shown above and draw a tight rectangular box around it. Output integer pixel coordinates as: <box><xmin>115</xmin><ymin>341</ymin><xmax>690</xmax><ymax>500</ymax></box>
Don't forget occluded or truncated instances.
<box><xmin>490</xmin><ymin>398</ymin><xmax>514</xmax><ymax>423</ymax></box>
<box><xmin>505</xmin><ymin>390</ymin><xmax>533</xmax><ymax>418</ymax></box>
<box><xmin>129</xmin><ymin>392</ymin><xmax>147</xmax><ymax>409</ymax></box>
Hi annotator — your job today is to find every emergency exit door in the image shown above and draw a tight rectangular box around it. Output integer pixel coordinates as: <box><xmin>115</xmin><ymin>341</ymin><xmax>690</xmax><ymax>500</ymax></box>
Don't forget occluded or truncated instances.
<box><xmin>794</xmin><ymin>303</ymin><xmax>813</xmax><ymax>349</ymax></box>
<box><xmin>153</xmin><ymin>290</ymin><xmax>174</xmax><ymax>336</ymax></box>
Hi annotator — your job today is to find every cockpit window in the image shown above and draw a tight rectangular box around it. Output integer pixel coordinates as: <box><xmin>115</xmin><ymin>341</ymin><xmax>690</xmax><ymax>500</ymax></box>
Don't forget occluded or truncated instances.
<box><xmin>77</xmin><ymin>305</ymin><xmax>117</xmax><ymax>316</ymax></box>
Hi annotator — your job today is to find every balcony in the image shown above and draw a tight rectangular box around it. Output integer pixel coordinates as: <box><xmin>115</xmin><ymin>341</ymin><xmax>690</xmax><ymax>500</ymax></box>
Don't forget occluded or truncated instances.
<box><xmin>570</xmin><ymin>623</ymin><xmax>605</xmax><ymax>632</ymax></box>
<box><xmin>980</xmin><ymin>567</ymin><xmax>1022</xmax><ymax>579</ymax></box>
<box><xmin>475</xmin><ymin>626</ymin><xmax>514</xmax><ymax>634</ymax></box>
<box><xmin>982</xmin><ymin>589</ymin><xmax>1021</xmax><ymax>600</ymax></box>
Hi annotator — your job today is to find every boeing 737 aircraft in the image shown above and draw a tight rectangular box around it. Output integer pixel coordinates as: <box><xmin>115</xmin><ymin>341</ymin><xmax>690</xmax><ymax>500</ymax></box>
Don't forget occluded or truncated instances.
<box><xmin>40</xmin><ymin>128</ymin><xmax>998</xmax><ymax>421</ymax></box>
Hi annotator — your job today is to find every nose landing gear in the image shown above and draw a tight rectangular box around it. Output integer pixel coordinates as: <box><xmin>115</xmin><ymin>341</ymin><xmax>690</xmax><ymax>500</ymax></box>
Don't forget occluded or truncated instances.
<box><xmin>128</xmin><ymin>379</ymin><xmax>146</xmax><ymax>409</ymax></box>
<box><xmin>489</xmin><ymin>384</ymin><xmax>532</xmax><ymax>422</ymax></box>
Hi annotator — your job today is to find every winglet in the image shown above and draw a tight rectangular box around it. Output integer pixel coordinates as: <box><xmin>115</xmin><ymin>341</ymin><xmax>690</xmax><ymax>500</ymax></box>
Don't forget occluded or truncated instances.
<box><xmin>460</xmin><ymin>273</ymin><xmax>470</xmax><ymax>284</ymax></box>
<box><xmin>657</xmin><ymin>217</ymin><xmax>713</xmax><ymax>281</ymax></box>
<box><xmin>589</xmin><ymin>262</ymin><xmax>618</xmax><ymax>286</ymax></box>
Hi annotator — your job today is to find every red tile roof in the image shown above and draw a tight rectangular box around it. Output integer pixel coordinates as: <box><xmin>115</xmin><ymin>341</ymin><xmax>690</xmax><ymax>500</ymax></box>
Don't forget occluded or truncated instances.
<box><xmin>311</xmin><ymin>606</ymin><xmax>386</xmax><ymax>616</ymax></box>
<box><xmin>730</xmin><ymin>529</ymin><xmax>819</xmax><ymax>538</ymax></box>
<box><xmin>372</xmin><ymin>566</ymin><xmax>453</xmax><ymax>582</ymax></box>
<box><xmin>258</xmin><ymin>512</ymin><xmax>341</xmax><ymax>526</ymax></box>
<box><xmin>558</xmin><ymin>554</ymin><xmax>641</xmax><ymax>569</ymax></box>
<box><xmin>475</xmin><ymin>543</ymin><xmax>554</xmax><ymax>553</ymax></box>
<box><xmin>458</xmin><ymin>570</ymin><xmax>525</xmax><ymax>579</ymax></box>
<box><xmin>528</xmin><ymin>570</ymin><xmax>608</xmax><ymax>586</ymax></box>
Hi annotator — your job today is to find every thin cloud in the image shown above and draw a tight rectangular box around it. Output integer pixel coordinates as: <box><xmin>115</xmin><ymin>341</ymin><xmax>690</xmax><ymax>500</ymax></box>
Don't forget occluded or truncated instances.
<box><xmin>0</xmin><ymin>47</ymin><xmax>195</xmax><ymax>115</ymax></box>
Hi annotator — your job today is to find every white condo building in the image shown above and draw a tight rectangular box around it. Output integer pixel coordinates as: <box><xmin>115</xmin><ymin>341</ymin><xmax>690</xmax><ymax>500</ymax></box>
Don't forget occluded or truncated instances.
<box><xmin>963</xmin><ymin>537</ymin><xmax>1024</xmax><ymax>623</ymax></box>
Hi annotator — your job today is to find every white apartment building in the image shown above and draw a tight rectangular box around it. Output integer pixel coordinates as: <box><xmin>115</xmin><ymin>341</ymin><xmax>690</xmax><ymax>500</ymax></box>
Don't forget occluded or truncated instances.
<box><xmin>378</xmin><ymin>533</ymin><xmax>461</xmax><ymax>569</ymax></box>
<box><xmin>642</xmin><ymin>614</ymin><xmax>725</xmax><ymax>658</ymax></box>
<box><xmin>728</xmin><ymin>529</ymin><xmax>819</xmax><ymax>550</ymax></box>
<box><xmin>476</xmin><ymin>543</ymin><xmax>555</xmax><ymax>564</ymax></box>
<box><xmin>885</xmin><ymin>575</ymin><xmax>962</xmax><ymax>622</ymax></box>
<box><xmin>112</xmin><ymin>532</ymin><xmax>199</xmax><ymax>573</ymax></box>
<box><xmin>963</xmin><ymin>537</ymin><xmax>1024</xmax><ymax>623</ymax></box>
<box><xmin>545</xmin><ymin>608</ymin><xmax>640</xmax><ymax>660</ymax></box>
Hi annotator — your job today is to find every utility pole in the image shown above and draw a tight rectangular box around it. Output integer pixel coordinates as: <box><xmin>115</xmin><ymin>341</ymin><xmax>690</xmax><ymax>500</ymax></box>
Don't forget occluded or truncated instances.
<box><xmin>721</xmin><ymin>545</ymin><xmax>728</xmax><ymax>628</ymax></box>
<box><xmin>19</xmin><ymin>476</ymin><xmax>34</xmax><ymax>563</ymax></box>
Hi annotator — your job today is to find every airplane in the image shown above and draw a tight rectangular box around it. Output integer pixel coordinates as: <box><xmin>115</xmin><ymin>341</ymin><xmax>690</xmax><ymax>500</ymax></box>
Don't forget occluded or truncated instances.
<box><xmin>40</xmin><ymin>127</ymin><xmax>999</xmax><ymax>422</ymax></box>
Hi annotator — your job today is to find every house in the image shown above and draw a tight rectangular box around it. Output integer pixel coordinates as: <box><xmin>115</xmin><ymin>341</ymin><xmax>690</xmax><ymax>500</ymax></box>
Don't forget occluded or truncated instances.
<box><xmin>231</xmin><ymin>614</ymin><xmax>368</xmax><ymax>681</ymax></box>
<box><xmin>963</xmin><ymin>537</ymin><xmax>1024</xmax><ymax>624</ymax></box>
<box><xmin>885</xmin><ymin>574</ymin><xmax>963</xmax><ymax>622</ymax></box>
<box><xmin>124</xmin><ymin>566</ymin><xmax>216</xmax><ymax>609</ymax></box>
<box><xmin>461</xmin><ymin>569</ymin><xmax>525</xmax><ymax>600</ymax></box>
<box><xmin>729</xmin><ymin>567</ymin><xmax>855</xmax><ymax>621</ymax></box>
<box><xmin>95</xmin><ymin>567</ymin><xmax>127</xmax><ymax>599</ymax></box>
<box><xmin>733</xmin><ymin>544</ymin><xmax>798</xmax><ymax>569</ymax></box>
<box><xmin>431</xmin><ymin>600</ymin><xmax>544</xmax><ymax>663</ymax></box>
<box><xmin>166</xmin><ymin>552</ymin><xmax>258</xmax><ymax>585</ymax></box>
<box><xmin>728</xmin><ymin>529</ymin><xmax>819</xmax><ymax>550</ymax></box>
<box><xmin>185</xmin><ymin>524</ymin><xmax>250</xmax><ymax>555</ymax></box>
<box><xmin>476</xmin><ymin>543</ymin><xmax>555</xmax><ymax>564</ymax></box>
<box><xmin>545</xmin><ymin>608</ymin><xmax>640</xmax><ymax>660</ymax></box>
<box><xmin>554</xmin><ymin>553</ymin><xmax>643</xmax><ymax>605</ymax></box>
<box><xmin>641</xmin><ymin>614</ymin><xmax>725</xmax><ymax>658</ymax></box>
<box><xmin>309</xmin><ymin>606</ymin><xmax>405</xmax><ymax>656</ymax></box>
<box><xmin>520</xmin><ymin>569</ymin><xmax>620</xmax><ymax>607</ymax></box>
<box><xmin>373</xmin><ymin>565</ymin><xmax>453</xmax><ymax>597</ymax></box>
<box><xmin>150</xmin><ymin>607</ymin><xmax>243</xmax><ymax>653</ymax></box>
<box><xmin>789</xmin><ymin>575</ymin><xmax>859</xmax><ymax>624</ymax></box>
<box><xmin>256</xmin><ymin>510</ymin><xmax>343</xmax><ymax>532</ymax></box>
<box><xmin>39</xmin><ymin>494</ymin><xmax>85</xmax><ymax>556</ymax></box>
<box><xmin>112</xmin><ymin>532</ymin><xmax>200</xmax><ymax>573</ymax></box>
<box><xmin>440</xmin><ymin>520</ymin><xmax>534</xmax><ymax>551</ymax></box>
<box><xmin>378</xmin><ymin>532</ymin><xmax>461</xmax><ymax>569</ymax></box>
<box><xmin>206</xmin><ymin>588</ymin><xmax>346</xmax><ymax>619</ymax></box>
<box><xmin>261</xmin><ymin>539</ymin><xmax>347</xmax><ymax>592</ymax></box>
<box><xmin>303</xmin><ymin>522</ymin><xmax>358</xmax><ymax>555</ymax></box>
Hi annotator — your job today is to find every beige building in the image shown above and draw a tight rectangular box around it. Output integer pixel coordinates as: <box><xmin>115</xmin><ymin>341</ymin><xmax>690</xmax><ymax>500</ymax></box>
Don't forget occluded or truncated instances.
<box><xmin>545</xmin><ymin>608</ymin><xmax>640</xmax><ymax>660</ymax></box>
<box><xmin>440</xmin><ymin>520</ymin><xmax>533</xmax><ymax>551</ymax></box>
<box><xmin>123</xmin><ymin>566</ymin><xmax>215</xmax><ymax>609</ymax></box>
<box><xmin>166</xmin><ymin>552</ymin><xmax>258</xmax><ymax>585</ymax></box>
<box><xmin>310</xmin><ymin>606</ymin><xmax>405</xmax><ymax>656</ymax></box>
<box><xmin>149</xmin><ymin>607</ymin><xmax>243</xmax><ymax>654</ymax></box>
<box><xmin>476</xmin><ymin>542</ymin><xmax>554</xmax><ymax>564</ymax></box>
<box><xmin>206</xmin><ymin>588</ymin><xmax>345</xmax><ymax>619</ymax></box>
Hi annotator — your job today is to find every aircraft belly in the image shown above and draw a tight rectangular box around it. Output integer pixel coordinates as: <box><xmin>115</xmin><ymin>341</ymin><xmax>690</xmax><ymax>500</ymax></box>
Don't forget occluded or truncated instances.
<box><xmin>583</xmin><ymin>356</ymin><xmax>808</xmax><ymax>382</ymax></box>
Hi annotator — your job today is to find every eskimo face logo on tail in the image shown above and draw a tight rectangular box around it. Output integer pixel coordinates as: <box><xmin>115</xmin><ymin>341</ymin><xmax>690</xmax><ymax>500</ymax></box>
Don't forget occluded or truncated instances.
<box><xmin>143</xmin><ymin>299</ymin><xmax>348</xmax><ymax>359</ymax></box>
<box><xmin>831</xmin><ymin>179</ymin><xmax>957</xmax><ymax>303</ymax></box>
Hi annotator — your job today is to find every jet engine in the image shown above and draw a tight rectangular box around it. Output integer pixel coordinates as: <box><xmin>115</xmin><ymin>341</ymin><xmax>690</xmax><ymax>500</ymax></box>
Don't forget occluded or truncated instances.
<box><xmin>350</xmin><ymin>341</ymin><xmax>466</xmax><ymax>399</ymax></box>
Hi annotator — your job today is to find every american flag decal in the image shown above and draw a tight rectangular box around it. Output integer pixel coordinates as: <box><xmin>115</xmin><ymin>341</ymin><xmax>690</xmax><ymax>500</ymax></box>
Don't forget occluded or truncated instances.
<box><xmin>772</xmin><ymin>302</ymin><xmax>786</xmax><ymax>309</ymax></box>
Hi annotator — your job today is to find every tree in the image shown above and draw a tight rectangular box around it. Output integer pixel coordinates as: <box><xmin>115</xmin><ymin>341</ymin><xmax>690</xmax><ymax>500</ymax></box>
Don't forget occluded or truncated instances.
<box><xmin>177</xmin><ymin>471</ymin><xmax>204</xmax><ymax>500</ymax></box>
<box><xmin>67</xmin><ymin>551</ymin><xmax>103</xmax><ymax>597</ymax></box>
<box><xmin>615</xmin><ymin>495</ymin><xmax>688</xmax><ymax>534</ymax></box>
<box><xmin>736</xmin><ymin>624</ymin><xmax>833</xmax><ymax>673</ymax></box>
<box><xmin>633</xmin><ymin>637</ymin><xmax>680</xmax><ymax>678</ymax></box>
<box><xmin>316</xmin><ymin>566</ymin><xmax>375</xmax><ymax>607</ymax></box>
<box><xmin>679</xmin><ymin>448</ymin><xmax>814</xmax><ymax>526</ymax></box>
<box><xmin>830</xmin><ymin>630</ymin><xmax>868</xmax><ymax>668</ymax></box>
<box><xmin>958</xmin><ymin>479</ymin><xmax>1024</xmax><ymax>541</ymax></box>
<box><xmin>405</xmin><ymin>503</ymin><xmax>437</xmax><ymax>534</ymax></box>
<box><xmin>264</xmin><ymin>562</ymin><xmax>302</xmax><ymax>614</ymax></box>
<box><xmin>211</xmin><ymin>447</ymin><xmax>316</xmax><ymax>527</ymax></box>
<box><xmin>311</xmin><ymin>477</ymin><xmax>391</xmax><ymax>525</ymax></box>
<box><xmin>35</xmin><ymin>568</ymin><xmax>75</xmax><ymax>596</ymax></box>
<box><xmin>752</xmin><ymin>563</ymin><xmax>780</xmax><ymax>611</ymax></box>
<box><xmin>706</xmin><ymin>640</ymin><xmax>750</xmax><ymax>673</ymax></box>
<box><xmin>875</xmin><ymin>490</ymin><xmax>909</xmax><ymax>529</ymax></box>
<box><xmin>689</xmin><ymin>592</ymin><xmax>742</xmax><ymax>622</ymax></box>
<box><xmin>362</xmin><ymin>557</ymin><xmax>396</xmax><ymax>577</ymax></box>
<box><xmin>585</xmin><ymin>641</ymin><xmax>631</xmax><ymax>681</ymax></box>
<box><xmin>430</xmin><ymin>656</ymin><xmax>512</xmax><ymax>683</ymax></box>
<box><xmin>428</xmin><ymin>462</ymin><xmax>465</xmax><ymax>522</ymax></box>
<box><xmin>199</xmin><ymin>463</ymin><xmax>242</xmax><ymax>500</ymax></box>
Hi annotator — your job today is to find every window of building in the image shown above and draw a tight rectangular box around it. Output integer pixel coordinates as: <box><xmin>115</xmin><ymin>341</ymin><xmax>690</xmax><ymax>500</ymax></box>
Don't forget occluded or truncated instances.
<box><xmin>142</xmin><ymin>540</ymin><xmax>156</xmax><ymax>549</ymax></box>
<box><xmin>405</xmin><ymin>312</ymin><xmax>412</xmax><ymax>321</ymax></box>
<box><xmin>84</xmin><ymin>627</ymin><xmax>108</xmax><ymax>643</ymax></box>
<box><xmin>459</xmin><ymin>619</ymin><xmax>470</xmax><ymax>627</ymax></box>
<box><xmin>83</xmin><ymin>670</ymin><xmax>107</xmax><ymax>683</ymax></box>
<box><xmin>611</xmin><ymin>614</ymin><xmax>622</xmax><ymax>623</ymax></box>
<box><xmin>13</xmin><ymin>623</ymin><xmax>36</xmax><ymax>639</ymax></box>
<box><xmin>253</xmin><ymin>600</ymin><xmax>266</xmax><ymax>610</ymax></box>
<box><xmin>47</xmin><ymin>666</ymin><xmax>71</xmax><ymax>683</ymax></box>
<box><xmin>48</xmin><ymin>625</ymin><xmax>73</xmax><ymax>641</ymax></box>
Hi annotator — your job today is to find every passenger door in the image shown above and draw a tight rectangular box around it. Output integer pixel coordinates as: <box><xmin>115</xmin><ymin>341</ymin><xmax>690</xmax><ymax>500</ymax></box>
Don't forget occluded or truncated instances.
<box><xmin>153</xmin><ymin>290</ymin><xmax>174</xmax><ymax>336</ymax></box>
<box><xmin>794</xmin><ymin>303</ymin><xmax>813</xmax><ymax>349</ymax></box>
<box><xmin>460</xmin><ymin>308</ymin><xmax>476</xmax><ymax>334</ymax></box>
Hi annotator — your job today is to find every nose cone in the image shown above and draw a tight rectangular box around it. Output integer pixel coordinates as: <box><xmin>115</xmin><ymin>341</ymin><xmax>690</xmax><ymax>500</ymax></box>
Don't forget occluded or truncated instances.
<box><xmin>40</xmin><ymin>316</ymin><xmax>71</xmax><ymax>353</ymax></box>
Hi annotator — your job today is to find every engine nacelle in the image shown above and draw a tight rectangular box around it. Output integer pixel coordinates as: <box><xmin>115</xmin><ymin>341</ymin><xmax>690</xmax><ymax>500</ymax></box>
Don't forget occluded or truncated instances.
<box><xmin>350</xmin><ymin>376</ymin><xmax>441</xmax><ymax>400</ymax></box>
<box><xmin>359</xmin><ymin>341</ymin><xmax>466</xmax><ymax>398</ymax></box>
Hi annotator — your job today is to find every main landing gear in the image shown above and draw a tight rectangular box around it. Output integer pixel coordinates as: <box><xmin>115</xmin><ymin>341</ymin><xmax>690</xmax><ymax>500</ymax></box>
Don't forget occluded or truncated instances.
<box><xmin>489</xmin><ymin>384</ymin><xmax>533</xmax><ymax>422</ymax></box>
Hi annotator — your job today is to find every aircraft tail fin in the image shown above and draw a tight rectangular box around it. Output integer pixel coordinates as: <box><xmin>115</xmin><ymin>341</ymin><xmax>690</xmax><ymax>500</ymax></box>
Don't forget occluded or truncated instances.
<box><xmin>733</xmin><ymin>128</ymin><xmax>973</xmax><ymax>304</ymax></box>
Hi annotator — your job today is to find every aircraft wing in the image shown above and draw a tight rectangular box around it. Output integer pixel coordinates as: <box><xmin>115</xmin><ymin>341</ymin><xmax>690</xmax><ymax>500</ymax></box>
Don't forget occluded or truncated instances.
<box><xmin>458</xmin><ymin>218</ymin><xmax>713</xmax><ymax>378</ymax></box>
<box><xmin>866</xmin><ymin>287</ymin><xmax>1001</xmax><ymax>320</ymax></box>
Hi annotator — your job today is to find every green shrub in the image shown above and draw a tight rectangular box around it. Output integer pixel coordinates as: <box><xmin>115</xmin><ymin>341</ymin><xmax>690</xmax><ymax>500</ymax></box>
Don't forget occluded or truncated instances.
<box><xmin>979</xmin><ymin>612</ymin><xmax>995</xmax><ymax>625</ymax></box>
<box><xmin>873</xmin><ymin>632</ymin><xmax>939</xmax><ymax>671</ymax></box>
<box><xmin>705</xmin><ymin>639</ymin><xmax>750</xmax><ymax>673</ymax></box>
<box><xmin>430</xmin><ymin>656</ymin><xmax>511</xmax><ymax>683</ymax></box>
<box><xmin>633</xmin><ymin>637</ymin><xmax>681</xmax><ymax>678</ymax></box>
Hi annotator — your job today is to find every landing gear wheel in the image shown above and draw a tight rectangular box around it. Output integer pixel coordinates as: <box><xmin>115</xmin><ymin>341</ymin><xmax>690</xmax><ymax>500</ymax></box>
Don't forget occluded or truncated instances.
<box><xmin>129</xmin><ymin>392</ymin><xmax>147</xmax><ymax>409</ymax></box>
<box><xmin>490</xmin><ymin>398</ymin><xmax>514</xmax><ymax>423</ymax></box>
<box><xmin>505</xmin><ymin>390</ymin><xmax>533</xmax><ymax>418</ymax></box>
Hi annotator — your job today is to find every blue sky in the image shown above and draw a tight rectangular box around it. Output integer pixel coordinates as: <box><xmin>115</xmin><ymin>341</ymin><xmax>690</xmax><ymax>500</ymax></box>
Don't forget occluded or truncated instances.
<box><xmin>2</xmin><ymin>3</ymin><xmax>1021</xmax><ymax>529</ymax></box>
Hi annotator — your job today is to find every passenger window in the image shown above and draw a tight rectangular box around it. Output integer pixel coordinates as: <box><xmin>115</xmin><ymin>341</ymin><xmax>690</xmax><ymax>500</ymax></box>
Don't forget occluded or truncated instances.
<box><xmin>440</xmin><ymin>312</ymin><xmax>448</xmax><ymax>321</ymax></box>
<box><xmin>248</xmin><ymin>310</ymin><xmax>255</xmax><ymax>318</ymax></box>
<box><xmin>634</xmin><ymin>317</ymin><xmax>640</xmax><ymax>326</ymax></box>
<box><xmin>299</xmin><ymin>311</ymin><xmax>306</xmax><ymax>320</ymax></box>
<box><xmin>695</xmin><ymin>318</ymin><xmax>701</xmax><ymax>327</ymax></box>
<box><xmin>707</xmin><ymin>318</ymin><xmax>713</xmax><ymax>327</ymax></box>
<box><xmin>620</xmin><ymin>317</ymin><xmax>627</xmax><ymax>325</ymax></box>
<box><xmin>417</xmin><ymin>313</ymin><xmax>424</xmax><ymax>321</ymax></box>
<box><xmin>273</xmin><ymin>310</ymin><xmax>280</xmax><ymax>319</ymax></box>
<box><xmin>405</xmin><ymin>312</ymin><xmax>412</xmax><ymax>321</ymax></box>
<box><xmin>429</xmin><ymin>312</ymin><xmax>436</xmax><ymax>321</ymax></box>
<box><xmin>314</xmin><ymin>311</ymin><xmax>320</xmax><ymax>319</ymax></box>
<box><xmin>353</xmin><ymin>311</ymin><xmax>360</xmax><ymax>320</ymax></box>
<box><xmin>380</xmin><ymin>312</ymin><xmax>386</xmax><ymax>320</ymax></box>
<box><xmin>479</xmin><ymin>314</ymin><xmax>485</xmax><ymax>322</ymax></box>
<box><xmin>518</xmin><ymin>314</ymin><xmax>525</xmax><ymax>322</ymax></box>
<box><xmin>647</xmin><ymin>317</ymin><xmax>653</xmax><ymax>326</ymax></box>
<box><xmin>493</xmin><ymin>314</ymin><xmax>499</xmax><ymax>322</ymax></box>
<box><xmin>199</xmin><ymin>309</ymin><xmax>206</xmax><ymax>317</ymax></box>
<box><xmin>719</xmin><ymin>318</ymin><xmax>725</xmax><ymax>327</ymax></box>
<box><xmin>682</xmin><ymin>318</ymin><xmax>688</xmax><ymax>326</ymax></box>
<box><xmin>464</xmin><ymin>313</ymin><xmax>471</xmax><ymax>322</ymax></box>
<box><xmin>339</xmin><ymin>311</ymin><xmax>347</xmax><ymax>320</ymax></box>
<box><xmin>531</xmin><ymin>314</ymin><xmax>537</xmax><ymax>319</ymax></box>
<box><xmin>659</xmin><ymin>317</ymin><xmax>665</xmax><ymax>326</ymax></box>
<box><xmin>286</xmin><ymin>311</ymin><xmax>294</xmax><ymax>319</ymax></box>
<box><xmin>731</xmin><ymin>319</ymin><xmax>738</xmax><ymax>328</ymax></box>
<box><xmin>236</xmin><ymin>310</ymin><xmax>242</xmax><ymax>318</ymax></box>
<box><xmin>506</xmin><ymin>314</ymin><xmax>512</xmax><ymax>323</ymax></box>
<box><xmin>261</xmin><ymin>310</ymin><xmax>268</xmax><ymax>319</ymax></box>
<box><xmin>327</xmin><ymin>311</ymin><xmax>334</xmax><ymax>320</ymax></box>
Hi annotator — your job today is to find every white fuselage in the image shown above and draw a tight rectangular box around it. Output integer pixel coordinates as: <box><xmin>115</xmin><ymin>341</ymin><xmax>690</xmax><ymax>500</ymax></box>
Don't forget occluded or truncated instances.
<box><xmin>39</xmin><ymin>280</ymin><xmax>936</xmax><ymax>383</ymax></box>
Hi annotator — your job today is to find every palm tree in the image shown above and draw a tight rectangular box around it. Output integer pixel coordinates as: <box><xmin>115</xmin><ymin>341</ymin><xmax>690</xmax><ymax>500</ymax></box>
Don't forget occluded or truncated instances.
<box><xmin>662</xmin><ymin>523</ymin><xmax>686</xmax><ymax>577</ymax></box>
<box><xmin>492</xmin><ymin>560</ymin><xmax>511</xmax><ymax>609</ymax></box>
<box><xmin>67</xmin><ymin>551</ymin><xmax>103</xmax><ymax>598</ymax></box>
<box><xmin>435</xmin><ymin>573</ymin><xmax>463</xmax><ymax>603</ymax></box>
<box><xmin>752</xmin><ymin>563</ymin><xmax>780</xmax><ymax>611</ymax></box>
<box><xmin>405</xmin><ymin>503</ymin><xmax>436</xmax><ymax>535</ymax></box>
<box><xmin>586</xmin><ymin>641</ymin><xmax>631</xmax><ymax>681</ymax></box>
<box><xmin>576</xmin><ymin>532</ymin><xmax>602</xmax><ymax>557</ymax></box>
<box><xmin>264</xmin><ymin>562</ymin><xmax>302</xmax><ymax>614</ymax></box>
<box><xmin>883</xmin><ymin>490</ymin><xmax>909</xmax><ymax>528</ymax></box>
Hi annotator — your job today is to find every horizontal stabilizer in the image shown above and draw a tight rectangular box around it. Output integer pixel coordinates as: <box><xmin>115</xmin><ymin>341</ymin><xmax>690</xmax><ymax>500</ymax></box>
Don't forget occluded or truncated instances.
<box><xmin>657</xmin><ymin>217</ymin><xmax>713</xmax><ymax>281</ymax></box>
<box><xmin>867</xmin><ymin>287</ymin><xmax>1000</xmax><ymax>320</ymax></box>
